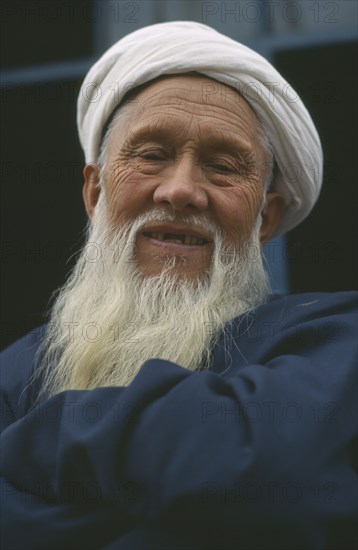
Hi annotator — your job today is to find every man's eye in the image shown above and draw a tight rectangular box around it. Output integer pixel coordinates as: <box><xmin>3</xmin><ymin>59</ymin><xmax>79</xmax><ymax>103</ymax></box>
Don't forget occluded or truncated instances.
<box><xmin>139</xmin><ymin>150</ymin><xmax>166</xmax><ymax>161</ymax></box>
<box><xmin>209</xmin><ymin>163</ymin><xmax>235</xmax><ymax>174</ymax></box>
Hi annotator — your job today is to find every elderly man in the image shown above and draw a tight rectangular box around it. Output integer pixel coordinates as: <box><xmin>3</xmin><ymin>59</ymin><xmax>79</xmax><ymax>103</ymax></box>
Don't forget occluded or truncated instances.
<box><xmin>1</xmin><ymin>21</ymin><xmax>357</xmax><ymax>550</ymax></box>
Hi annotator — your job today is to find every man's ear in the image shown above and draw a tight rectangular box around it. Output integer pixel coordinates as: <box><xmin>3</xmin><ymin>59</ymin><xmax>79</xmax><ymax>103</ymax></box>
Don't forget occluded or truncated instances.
<box><xmin>259</xmin><ymin>193</ymin><xmax>286</xmax><ymax>245</ymax></box>
<box><xmin>82</xmin><ymin>163</ymin><xmax>101</xmax><ymax>219</ymax></box>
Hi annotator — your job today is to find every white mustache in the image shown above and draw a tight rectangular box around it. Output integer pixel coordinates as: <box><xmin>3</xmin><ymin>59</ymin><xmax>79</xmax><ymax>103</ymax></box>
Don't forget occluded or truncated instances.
<box><xmin>129</xmin><ymin>209</ymin><xmax>221</xmax><ymax>243</ymax></box>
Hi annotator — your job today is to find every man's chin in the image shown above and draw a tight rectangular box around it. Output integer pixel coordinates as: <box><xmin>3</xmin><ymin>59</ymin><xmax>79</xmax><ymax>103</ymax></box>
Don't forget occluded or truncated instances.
<box><xmin>134</xmin><ymin>233</ymin><xmax>213</xmax><ymax>279</ymax></box>
<box><xmin>135</xmin><ymin>255</ymin><xmax>212</xmax><ymax>282</ymax></box>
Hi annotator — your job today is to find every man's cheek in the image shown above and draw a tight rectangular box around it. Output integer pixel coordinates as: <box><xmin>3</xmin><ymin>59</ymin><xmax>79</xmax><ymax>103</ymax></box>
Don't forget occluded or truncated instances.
<box><xmin>235</xmin><ymin>190</ymin><xmax>261</xmax><ymax>233</ymax></box>
<box><xmin>105</xmin><ymin>168</ymin><xmax>138</xmax><ymax>207</ymax></box>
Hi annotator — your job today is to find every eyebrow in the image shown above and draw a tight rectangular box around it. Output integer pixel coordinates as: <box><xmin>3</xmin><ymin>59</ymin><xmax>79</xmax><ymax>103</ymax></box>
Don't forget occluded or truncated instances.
<box><xmin>200</xmin><ymin>127</ymin><xmax>256</xmax><ymax>158</ymax></box>
<box><xmin>122</xmin><ymin>121</ymin><xmax>256</xmax><ymax>159</ymax></box>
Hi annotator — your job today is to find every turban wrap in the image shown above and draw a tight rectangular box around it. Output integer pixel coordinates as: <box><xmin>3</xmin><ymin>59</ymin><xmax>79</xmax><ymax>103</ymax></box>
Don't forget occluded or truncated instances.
<box><xmin>77</xmin><ymin>21</ymin><xmax>323</xmax><ymax>236</ymax></box>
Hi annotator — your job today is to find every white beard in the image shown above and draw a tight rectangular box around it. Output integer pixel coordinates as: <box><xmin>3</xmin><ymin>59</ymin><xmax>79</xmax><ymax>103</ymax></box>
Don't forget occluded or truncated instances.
<box><xmin>36</xmin><ymin>191</ymin><xmax>270</xmax><ymax>398</ymax></box>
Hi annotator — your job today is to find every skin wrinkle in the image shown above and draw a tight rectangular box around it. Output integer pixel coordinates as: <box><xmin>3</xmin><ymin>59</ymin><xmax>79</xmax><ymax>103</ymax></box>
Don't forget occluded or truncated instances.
<box><xmin>106</xmin><ymin>82</ymin><xmax>265</xmax><ymax>167</ymax></box>
<box><xmin>120</xmin><ymin>108</ymin><xmax>259</xmax><ymax>155</ymax></box>
<box><xmin>98</xmin><ymin>73</ymin><xmax>273</xmax><ymax>162</ymax></box>
<box><xmin>98</xmin><ymin>87</ymin><xmax>272</xmax><ymax>194</ymax></box>
<box><xmin>120</xmin><ymin>126</ymin><xmax>256</xmax><ymax>167</ymax></box>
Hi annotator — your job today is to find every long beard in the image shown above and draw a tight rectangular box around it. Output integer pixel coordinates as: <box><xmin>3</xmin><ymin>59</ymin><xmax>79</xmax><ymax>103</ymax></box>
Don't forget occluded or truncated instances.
<box><xmin>36</xmin><ymin>191</ymin><xmax>270</xmax><ymax>399</ymax></box>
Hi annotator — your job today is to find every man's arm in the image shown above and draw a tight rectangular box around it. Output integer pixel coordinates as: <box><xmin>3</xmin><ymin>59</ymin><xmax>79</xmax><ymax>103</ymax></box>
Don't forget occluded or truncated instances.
<box><xmin>1</xmin><ymin>293</ymin><xmax>357</xmax><ymax>549</ymax></box>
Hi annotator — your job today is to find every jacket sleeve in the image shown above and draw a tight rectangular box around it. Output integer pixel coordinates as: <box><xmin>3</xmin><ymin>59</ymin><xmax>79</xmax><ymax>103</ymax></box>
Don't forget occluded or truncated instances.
<box><xmin>1</xmin><ymin>298</ymin><xmax>357</xmax><ymax>549</ymax></box>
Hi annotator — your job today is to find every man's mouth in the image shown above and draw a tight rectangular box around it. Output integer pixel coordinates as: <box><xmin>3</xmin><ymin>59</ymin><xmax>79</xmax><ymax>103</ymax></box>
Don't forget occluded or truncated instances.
<box><xmin>143</xmin><ymin>232</ymin><xmax>208</xmax><ymax>246</ymax></box>
<box><xmin>140</xmin><ymin>223</ymin><xmax>212</xmax><ymax>251</ymax></box>
<box><xmin>141</xmin><ymin>222</ymin><xmax>212</xmax><ymax>254</ymax></box>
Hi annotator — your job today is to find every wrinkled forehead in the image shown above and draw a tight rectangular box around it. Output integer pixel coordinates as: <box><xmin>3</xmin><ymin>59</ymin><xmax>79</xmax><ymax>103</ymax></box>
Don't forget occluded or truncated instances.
<box><xmin>103</xmin><ymin>73</ymin><xmax>264</xmax><ymax>151</ymax></box>
<box><xmin>122</xmin><ymin>73</ymin><xmax>256</xmax><ymax>116</ymax></box>
<box><xmin>126</xmin><ymin>72</ymin><xmax>246</xmax><ymax>100</ymax></box>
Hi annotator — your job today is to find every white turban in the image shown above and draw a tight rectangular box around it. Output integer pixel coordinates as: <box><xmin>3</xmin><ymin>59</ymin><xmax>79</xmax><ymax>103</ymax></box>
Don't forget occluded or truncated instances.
<box><xmin>77</xmin><ymin>21</ymin><xmax>323</xmax><ymax>236</ymax></box>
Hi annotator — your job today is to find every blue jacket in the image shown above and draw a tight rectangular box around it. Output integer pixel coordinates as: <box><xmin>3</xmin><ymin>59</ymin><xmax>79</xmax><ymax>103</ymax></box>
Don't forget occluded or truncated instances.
<box><xmin>1</xmin><ymin>292</ymin><xmax>357</xmax><ymax>549</ymax></box>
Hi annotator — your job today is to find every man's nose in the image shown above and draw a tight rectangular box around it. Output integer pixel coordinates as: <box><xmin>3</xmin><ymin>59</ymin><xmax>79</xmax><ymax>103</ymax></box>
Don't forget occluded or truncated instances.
<box><xmin>152</xmin><ymin>157</ymin><xmax>208</xmax><ymax>211</ymax></box>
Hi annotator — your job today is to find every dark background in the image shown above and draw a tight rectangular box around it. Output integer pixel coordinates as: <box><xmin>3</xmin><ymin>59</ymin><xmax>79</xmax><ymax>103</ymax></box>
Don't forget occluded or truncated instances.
<box><xmin>276</xmin><ymin>42</ymin><xmax>357</xmax><ymax>294</ymax></box>
<box><xmin>1</xmin><ymin>1</ymin><xmax>357</xmax><ymax>349</ymax></box>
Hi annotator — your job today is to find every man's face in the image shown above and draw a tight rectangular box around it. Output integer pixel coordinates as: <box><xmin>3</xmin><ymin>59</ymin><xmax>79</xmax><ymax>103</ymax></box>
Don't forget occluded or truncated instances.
<box><xmin>91</xmin><ymin>75</ymin><xmax>271</xmax><ymax>278</ymax></box>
